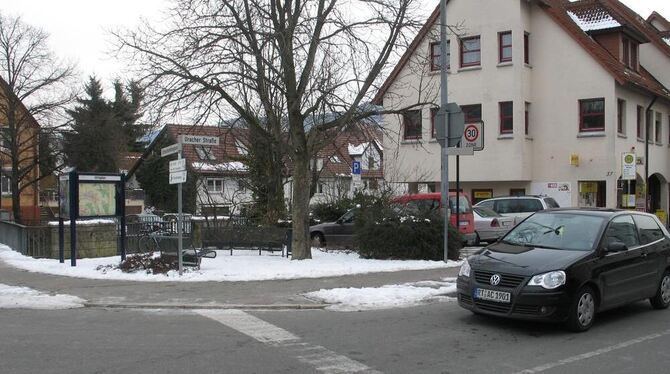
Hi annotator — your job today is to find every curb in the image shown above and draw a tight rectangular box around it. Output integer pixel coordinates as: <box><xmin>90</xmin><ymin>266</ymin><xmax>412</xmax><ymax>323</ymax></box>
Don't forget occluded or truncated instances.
<box><xmin>84</xmin><ymin>302</ymin><xmax>330</xmax><ymax>310</ymax></box>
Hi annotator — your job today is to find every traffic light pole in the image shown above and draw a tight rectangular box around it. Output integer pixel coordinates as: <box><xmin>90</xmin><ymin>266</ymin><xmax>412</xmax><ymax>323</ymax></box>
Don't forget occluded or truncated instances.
<box><xmin>440</xmin><ymin>0</ymin><xmax>450</xmax><ymax>262</ymax></box>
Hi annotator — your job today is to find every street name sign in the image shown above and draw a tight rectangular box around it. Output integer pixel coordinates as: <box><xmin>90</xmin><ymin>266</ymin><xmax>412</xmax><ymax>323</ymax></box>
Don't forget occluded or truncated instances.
<box><xmin>169</xmin><ymin>159</ymin><xmax>186</xmax><ymax>173</ymax></box>
<box><xmin>161</xmin><ymin>143</ymin><xmax>182</xmax><ymax>157</ymax></box>
<box><xmin>179</xmin><ymin>135</ymin><xmax>220</xmax><ymax>146</ymax></box>
<box><xmin>169</xmin><ymin>170</ymin><xmax>187</xmax><ymax>185</ymax></box>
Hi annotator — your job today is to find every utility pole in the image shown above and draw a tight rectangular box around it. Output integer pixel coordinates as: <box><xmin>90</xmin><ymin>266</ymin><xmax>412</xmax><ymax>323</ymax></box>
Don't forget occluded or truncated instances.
<box><xmin>440</xmin><ymin>0</ymin><xmax>450</xmax><ymax>262</ymax></box>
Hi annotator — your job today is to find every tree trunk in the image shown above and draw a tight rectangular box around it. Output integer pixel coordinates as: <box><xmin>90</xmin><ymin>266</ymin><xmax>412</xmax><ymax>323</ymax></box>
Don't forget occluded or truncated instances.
<box><xmin>290</xmin><ymin>155</ymin><xmax>312</xmax><ymax>260</ymax></box>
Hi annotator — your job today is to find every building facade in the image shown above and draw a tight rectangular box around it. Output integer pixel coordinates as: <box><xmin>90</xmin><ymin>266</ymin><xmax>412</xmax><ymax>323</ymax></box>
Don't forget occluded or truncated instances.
<box><xmin>374</xmin><ymin>0</ymin><xmax>670</xmax><ymax>221</ymax></box>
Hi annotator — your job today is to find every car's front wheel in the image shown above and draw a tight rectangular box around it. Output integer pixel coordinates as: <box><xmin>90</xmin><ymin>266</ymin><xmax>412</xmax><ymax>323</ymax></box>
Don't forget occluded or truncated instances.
<box><xmin>650</xmin><ymin>270</ymin><xmax>670</xmax><ymax>310</ymax></box>
<box><xmin>566</xmin><ymin>286</ymin><xmax>596</xmax><ymax>332</ymax></box>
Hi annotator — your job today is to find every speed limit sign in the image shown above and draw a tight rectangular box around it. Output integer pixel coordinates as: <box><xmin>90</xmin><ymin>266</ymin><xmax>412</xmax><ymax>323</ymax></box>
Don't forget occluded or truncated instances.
<box><xmin>460</xmin><ymin>122</ymin><xmax>484</xmax><ymax>151</ymax></box>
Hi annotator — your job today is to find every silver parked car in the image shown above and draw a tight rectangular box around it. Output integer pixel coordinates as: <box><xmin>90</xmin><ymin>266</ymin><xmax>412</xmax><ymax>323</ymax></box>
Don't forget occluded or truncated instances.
<box><xmin>473</xmin><ymin>206</ymin><xmax>516</xmax><ymax>245</ymax></box>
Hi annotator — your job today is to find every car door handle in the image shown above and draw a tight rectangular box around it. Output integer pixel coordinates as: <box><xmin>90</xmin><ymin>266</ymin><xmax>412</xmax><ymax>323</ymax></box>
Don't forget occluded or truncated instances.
<box><xmin>641</xmin><ymin>252</ymin><xmax>648</xmax><ymax>258</ymax></box>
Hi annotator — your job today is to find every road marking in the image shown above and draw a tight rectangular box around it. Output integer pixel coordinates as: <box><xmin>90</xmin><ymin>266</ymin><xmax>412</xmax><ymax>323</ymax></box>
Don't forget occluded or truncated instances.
<box><xmin>196</xmin><ymin>309</ymin><xmax>380</xmax><ymax>373</ymax></box>
<box><xmin>511</xmin><ymin>328</ymin><xmax>670</xmax><ymax>374</ymax></box>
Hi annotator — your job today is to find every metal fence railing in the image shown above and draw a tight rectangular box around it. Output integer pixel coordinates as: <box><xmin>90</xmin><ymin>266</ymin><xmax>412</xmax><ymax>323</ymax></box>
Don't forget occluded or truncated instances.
<box><xmin>0</xmin><ymin>220</ymin><xmax>51</xmax><ymax>258</ymax></box>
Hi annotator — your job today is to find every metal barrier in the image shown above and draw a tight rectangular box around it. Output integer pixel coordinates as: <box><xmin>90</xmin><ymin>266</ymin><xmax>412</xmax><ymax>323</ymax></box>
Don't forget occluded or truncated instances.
<box><xmin>0</xmin><ymin>221</ymin><xmax>51</xmax><ymax>258</ymax></box>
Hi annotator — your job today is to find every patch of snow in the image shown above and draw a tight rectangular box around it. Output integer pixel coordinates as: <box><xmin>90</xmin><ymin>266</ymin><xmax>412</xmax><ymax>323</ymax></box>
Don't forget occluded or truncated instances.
<box><xmin>664</xmin><ymin>36</ymin><xmax>670</xmax><ymax>46</ymax></box>
<box><xmin>191</xmin><ymin>161</ymin><xmax>247</xmax><ymax>172</ymax></box>
<box><xmin>47</xmin><ymin>219</ymin><xmax>116</xmax><ymax>226</ymax></box>
<box><xmin>348</xmin><ymin>143</ymin><xmax>368</xmax><ymax>156</ymax></box>
<box><xmin>0</xmin><ymin>283</ymin><xmax>85</xmax><ymax>309</ymax></box>
<box><xmin>304</xmin><ymin>278</ymin><xmax>457</xmax><ymax>311</ymax></box>
<box><xmin>568</xmin><ymin>9</ymin><xmax>621</xmax><ymax>32</ymax></box>
<box><xmin>0</xmin><ymin>245</ymin><xmax>461</xmax><ymax>283</ymax></box>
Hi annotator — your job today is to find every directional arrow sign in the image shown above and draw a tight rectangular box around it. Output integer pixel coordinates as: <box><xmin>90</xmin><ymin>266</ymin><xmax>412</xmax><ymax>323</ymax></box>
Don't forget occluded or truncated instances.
<box><xmin>179</xmin><ymin>135</ymin><xmax>220</xmax><ymax>146</ymax></box>
<box><xmin>161</xmin><ymin>143</ymin><xmax>182</xmax><ymax>157</ymax></box>
<box><xmin>169</xmin><ymin>170</ymin><xmax>187</xmax><ymax>184</ymax></box>
<box><xmin>169</xmin><ymin>159</ymin><xmax>186</xmax><ymax>173</ymax></box>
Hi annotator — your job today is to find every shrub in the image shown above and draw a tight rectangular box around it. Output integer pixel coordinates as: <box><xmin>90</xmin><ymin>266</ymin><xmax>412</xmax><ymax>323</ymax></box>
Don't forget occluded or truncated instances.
<box><xmin>355</xmin><ymin>198</ymin><xmax>462</xmax><ymax>261</ymax></box>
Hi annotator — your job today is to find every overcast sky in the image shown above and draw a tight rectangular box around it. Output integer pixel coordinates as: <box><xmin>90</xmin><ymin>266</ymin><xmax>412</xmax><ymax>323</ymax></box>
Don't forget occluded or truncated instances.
<box><xmin>0</xmin><ymin>0</ymin><xmax>668</xmax><ymax>92</ymax></box>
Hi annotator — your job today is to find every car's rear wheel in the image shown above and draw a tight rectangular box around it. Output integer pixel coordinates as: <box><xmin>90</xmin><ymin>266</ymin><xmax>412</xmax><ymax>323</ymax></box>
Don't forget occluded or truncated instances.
<box><xmin>566</xmin><ymin>286</ymin><xmax>596</xmax><ymax>332</ymax></box>
<box><xmin>311</xmin><ymin>233</ymin><xmax>325</xmax><ymax>248</ymax></box>
<box><xmin>650</xmin><ymin>271</ymin><xmax>670</xmax><ymax>310</ymax></box>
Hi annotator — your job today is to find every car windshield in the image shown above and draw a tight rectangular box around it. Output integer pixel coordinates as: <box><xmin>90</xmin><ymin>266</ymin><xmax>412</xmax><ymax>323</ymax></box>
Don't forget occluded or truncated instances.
<box><xmin>474</xmin><ymin>206</ymin><xmax>499</xmax><ymax>218</ymax></box>
<box><xmin>502</xmin><ymin>212</ymin><xmax>605</xmax><ymax>251</ymax></box>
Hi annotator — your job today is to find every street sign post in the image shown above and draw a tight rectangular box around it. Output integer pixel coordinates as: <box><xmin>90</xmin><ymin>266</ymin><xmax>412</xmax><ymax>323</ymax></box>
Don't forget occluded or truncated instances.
<box><xmin>622</xmin><ymin>152</ymin><xmax>637</xmax><ymax>208</ymax></box>
<box><xmin>161</xmin><ymin>142</ymin><xmax>186</xmax><ymax>275</ymax></box>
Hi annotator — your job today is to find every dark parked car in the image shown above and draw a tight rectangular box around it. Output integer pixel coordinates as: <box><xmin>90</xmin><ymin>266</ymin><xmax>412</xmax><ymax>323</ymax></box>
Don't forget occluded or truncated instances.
<box><xmin>309</xmin><ymin>208</ymin><xmax>357</xmax><ymax>248</ymax></box>
<box><xmin>457</xmin><ymin>209</ymin><xmax>670</xmax><ymax>331</ymax></box>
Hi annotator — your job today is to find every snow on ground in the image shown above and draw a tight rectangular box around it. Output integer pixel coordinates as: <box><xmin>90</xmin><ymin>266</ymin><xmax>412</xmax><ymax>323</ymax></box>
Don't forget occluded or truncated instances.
<box><xmin>0</xmin><ymin>283</ymin><xmax>85</xmax><ymax>309</ymax></box>
<box><xmin>304</xmin><ymin>278</ymin><xmax>457</xmax><ymax>311</ymax></box>
<box><xmin>0</xmin><ymin>244</ymin><xmax>461</xmax><ymax>283</ymax></box>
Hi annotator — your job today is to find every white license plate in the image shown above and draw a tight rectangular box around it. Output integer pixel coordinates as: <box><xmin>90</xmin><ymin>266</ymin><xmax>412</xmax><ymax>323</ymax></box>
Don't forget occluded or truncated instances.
<box><xmin>459</xmin><ymin>221</ymin><xmax>469</xmax><ymax>226</ymax></box>
<box><xmin>474</xmin><ymin>288</ymin><xmax>511</xmax><ymax>303</ymax></box>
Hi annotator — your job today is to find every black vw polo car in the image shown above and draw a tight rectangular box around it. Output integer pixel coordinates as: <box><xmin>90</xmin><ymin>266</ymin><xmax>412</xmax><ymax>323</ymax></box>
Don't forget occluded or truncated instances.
<box><xmin>457</xmin><ymin>209</ymin><xmax>670</xmax><ymax>331</ymax></box>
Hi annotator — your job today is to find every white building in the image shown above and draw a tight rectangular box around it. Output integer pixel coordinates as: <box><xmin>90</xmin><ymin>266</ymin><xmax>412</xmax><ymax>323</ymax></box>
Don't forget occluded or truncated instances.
<box><xmin>374</xmin><ymin>0</ymin><xmax>670</xmax><ymax>221</ymax></box>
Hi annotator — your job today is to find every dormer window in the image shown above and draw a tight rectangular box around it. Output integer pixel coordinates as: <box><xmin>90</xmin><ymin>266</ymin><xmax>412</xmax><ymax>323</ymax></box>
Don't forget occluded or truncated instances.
<box><xmin>622</xmin><ymin>36</ymin><xmax>638</xmax><ymax>71</ymax></box>
<box><xmin>195</xmin><ymin>146</ymin><xmax>216</xmax><ymax>160</ymax></box>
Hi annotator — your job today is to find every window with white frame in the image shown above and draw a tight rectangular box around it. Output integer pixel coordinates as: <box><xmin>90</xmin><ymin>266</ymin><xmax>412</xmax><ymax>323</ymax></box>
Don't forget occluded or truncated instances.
<box><xmin>237</xmin><ymin>179</ymin><xmax>246</xmax><ymax>192</ymax></box>
<box><xmin>206</xmin><ymin>178</ymin><xmax>224</xmax><ymax>193</ymax></box>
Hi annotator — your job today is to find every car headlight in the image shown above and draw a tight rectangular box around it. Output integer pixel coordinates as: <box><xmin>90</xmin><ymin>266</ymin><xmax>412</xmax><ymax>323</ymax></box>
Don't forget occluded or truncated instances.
<box><xmin>527</xmin><ymin>270</ymin><xmax>566</xmax><ymax>289</ymax></box>
<box><xmin>459</xmin><ymin>259</ymin><xmax>471</xmax><ymax>278</ymax></box>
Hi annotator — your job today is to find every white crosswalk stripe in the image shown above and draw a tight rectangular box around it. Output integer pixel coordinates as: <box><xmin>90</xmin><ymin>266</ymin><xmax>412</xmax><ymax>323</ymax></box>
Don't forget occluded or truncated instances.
<box><xmin>196</xmin><ymin>309</ymin><xmax>381</xmax><ymax>374</ymax></box>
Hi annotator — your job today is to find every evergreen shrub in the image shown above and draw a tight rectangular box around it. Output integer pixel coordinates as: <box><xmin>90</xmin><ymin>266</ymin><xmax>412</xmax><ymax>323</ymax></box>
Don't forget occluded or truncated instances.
<box><xmin>355</xmin><ymin>197</ymin><xmax>462</xmax><ymax>261</ymax></box>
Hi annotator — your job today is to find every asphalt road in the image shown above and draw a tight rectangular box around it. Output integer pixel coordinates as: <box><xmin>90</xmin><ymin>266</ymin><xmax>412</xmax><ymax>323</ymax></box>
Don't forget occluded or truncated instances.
<box><xmin>2</xmin><ymin>300</ymin><xmax>670</xmax><ymax>374</ymax></box>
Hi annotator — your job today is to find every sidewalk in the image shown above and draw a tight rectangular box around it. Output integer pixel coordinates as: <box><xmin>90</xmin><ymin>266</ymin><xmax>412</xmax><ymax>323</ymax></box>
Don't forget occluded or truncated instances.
<box><xmin>0</xmin><ymin>256</ymin><xmax>461</xmax><ymax>310</ymax></box>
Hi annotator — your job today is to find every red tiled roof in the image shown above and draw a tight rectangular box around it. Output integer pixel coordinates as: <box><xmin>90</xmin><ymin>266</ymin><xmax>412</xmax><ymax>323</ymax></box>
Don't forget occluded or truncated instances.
<box><xmin>373</xmin><ymin>0</ymin><xmax>670</xmax><ymax>105</ymax></box>
<box><xmin>605</xmin><ymin>1</ymin><xmax>670</xmax><ymax>59</ymax></box>
<box><xmin>134</xmin><ymin>124</ymin><xmax>383</xmax><ymax>179</ymax></box>
<box><xmin>544</xmin><ymin>0</ymin><xmax>670</xmax><ymax>100</ymax></box>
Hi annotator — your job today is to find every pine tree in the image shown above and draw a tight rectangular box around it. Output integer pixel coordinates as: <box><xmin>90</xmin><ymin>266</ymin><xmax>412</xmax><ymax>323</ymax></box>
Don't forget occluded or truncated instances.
<box><xmin>63</xmin><ymin>77</ymin><xmax>143</xmax><ymax>172</ymax></box>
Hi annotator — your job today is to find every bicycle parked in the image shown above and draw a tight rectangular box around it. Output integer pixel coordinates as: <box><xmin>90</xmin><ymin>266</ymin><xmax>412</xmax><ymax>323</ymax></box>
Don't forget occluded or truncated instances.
<box><xmin>134</xmin><ymin>222</ymin><xmax>217</xmax><ymax>267</ymax></box>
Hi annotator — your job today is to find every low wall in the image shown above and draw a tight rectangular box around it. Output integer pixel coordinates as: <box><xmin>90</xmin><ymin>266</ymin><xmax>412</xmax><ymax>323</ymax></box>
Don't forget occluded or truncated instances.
<box><xmin>50</xmin><ymin>223</ymin><xmax>119</xmax><ymax>259</ymax></box>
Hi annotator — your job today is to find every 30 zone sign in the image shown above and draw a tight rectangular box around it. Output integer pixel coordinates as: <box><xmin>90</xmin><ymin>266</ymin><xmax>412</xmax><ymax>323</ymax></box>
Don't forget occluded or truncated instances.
<box><xmin>461</xmin><ymin>122</ymin><xmax>484</xmax><ymax>151</ymax></box>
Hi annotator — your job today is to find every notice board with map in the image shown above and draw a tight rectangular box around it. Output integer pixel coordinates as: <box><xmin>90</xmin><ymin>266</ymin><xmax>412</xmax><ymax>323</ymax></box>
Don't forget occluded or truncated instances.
<box><xmin>78</xmin><ymin>182</ymin><xmax>117</xmax><ymax>217</ymax></box>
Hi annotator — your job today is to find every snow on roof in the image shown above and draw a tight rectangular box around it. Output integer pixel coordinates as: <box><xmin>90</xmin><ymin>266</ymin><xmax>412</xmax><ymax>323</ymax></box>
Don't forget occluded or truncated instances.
<box><xmin>348</xmin><ymin>142</ymin><xmax>368</xmax><ymax>155</ymax></box>
<box><xmin>568</xmin><ymin>8</ymin><xmax>621</xmax><ymax>32</ymax></box>
<box><xmin>664</xmin><ymin>36</ymin><xmax>670</xmax><ymax>46</ymax></box>
<box><xmin>191</xmin><ymin>161</ymin><xmax>247</xmax><ymax>172</ymax></box>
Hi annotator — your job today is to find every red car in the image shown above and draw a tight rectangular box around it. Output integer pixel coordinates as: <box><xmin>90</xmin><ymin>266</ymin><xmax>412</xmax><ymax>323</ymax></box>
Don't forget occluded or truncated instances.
<box><xmin>392</xmin><ymin>192</ymin><xmax>476</xmax><ymax>245</ymax></box>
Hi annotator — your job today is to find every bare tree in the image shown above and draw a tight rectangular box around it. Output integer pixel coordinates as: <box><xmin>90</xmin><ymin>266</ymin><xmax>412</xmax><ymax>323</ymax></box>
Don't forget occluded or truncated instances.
<box><xmin>115</xmin><ymin>0</ymin><xmax>428</xmax><ymax>259</ymax></box>
<box><xmin>0</xmin><ymin>13</ymin><xmax>76</xmax><ymax>223</ymax></box>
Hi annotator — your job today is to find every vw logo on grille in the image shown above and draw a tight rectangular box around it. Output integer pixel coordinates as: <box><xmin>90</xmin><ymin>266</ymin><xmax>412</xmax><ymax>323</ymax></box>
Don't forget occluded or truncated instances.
<box><xmin>490</xmin><ymin>274</ymin><xmax>501</xmax><ymax>286</ymax></box>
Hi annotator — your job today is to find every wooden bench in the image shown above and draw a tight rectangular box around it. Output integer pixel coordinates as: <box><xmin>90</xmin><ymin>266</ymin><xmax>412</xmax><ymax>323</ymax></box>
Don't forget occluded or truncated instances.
<box><xmin>201</xmin><ymin>226</ymin><xmax>292</xmax><ymax>257</ymax></box>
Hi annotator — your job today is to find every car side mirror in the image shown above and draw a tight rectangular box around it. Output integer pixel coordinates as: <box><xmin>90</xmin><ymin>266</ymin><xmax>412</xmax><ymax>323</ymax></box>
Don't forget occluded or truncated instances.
<box><xmin>606</xmin><ymin>241</ymin><xmax>627</xmax><ymax>253</ymax></box>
